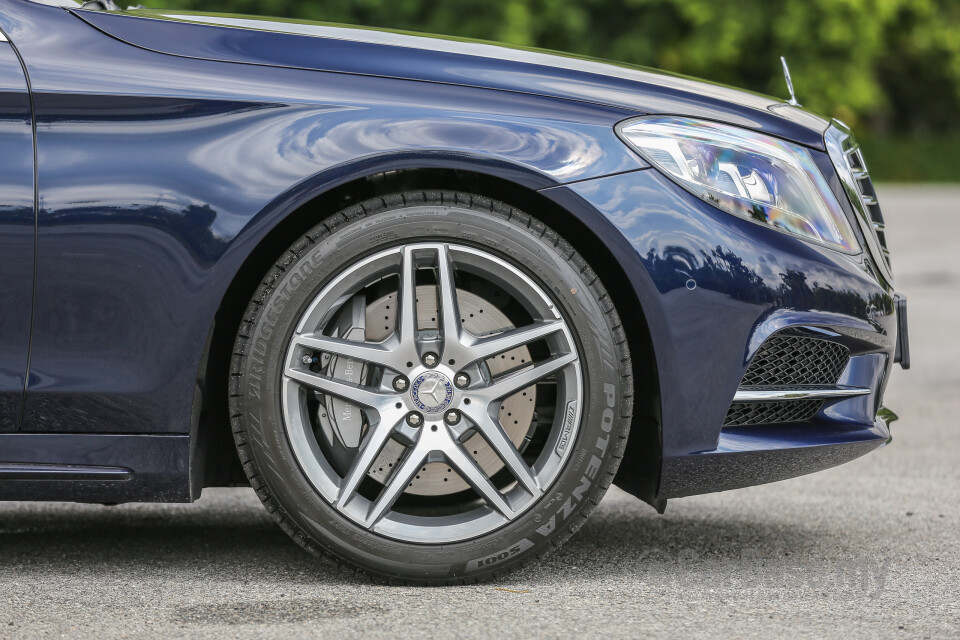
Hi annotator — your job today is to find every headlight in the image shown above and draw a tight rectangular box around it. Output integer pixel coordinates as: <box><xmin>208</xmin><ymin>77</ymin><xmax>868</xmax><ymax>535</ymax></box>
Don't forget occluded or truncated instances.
<box><xmin>616</xmin><ymin>116</ymin><xmax>859</xmax><ymax>252</ymax></box>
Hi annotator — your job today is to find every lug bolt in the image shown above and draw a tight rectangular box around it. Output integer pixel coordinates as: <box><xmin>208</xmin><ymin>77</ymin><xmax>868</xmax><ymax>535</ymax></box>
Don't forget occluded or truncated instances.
<box><xmin>444</xmin><ymin>410</ymin><xmax>461</xmax><ymax>426</ymax></box>
<box><xmin>301</xmin><ymin>354</ymin><xmax>313</xmax><ymax>365</ymax></box>
<box><xmin>406</xmin><ymin>412</ymin><xmax>423</xmax><ymax>427</ymax></box>
<box><xmin>422</xmin><ymin>352</ymin><xmax>438</xmax><ymax>367</ymax></box>
<box><xmin>393</xmin><ymin>376</ymin><xmax>409</xmax><ymax>392</ymax></box>
<box><xmin>454</xmin><ymin>373</ymin><xmax>470</xmax><ymax>388</ymax></box>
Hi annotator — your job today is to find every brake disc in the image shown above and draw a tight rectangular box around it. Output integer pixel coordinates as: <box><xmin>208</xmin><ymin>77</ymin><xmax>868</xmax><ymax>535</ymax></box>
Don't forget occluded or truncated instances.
<box><xmin>320</xmin><ymin>284</ymin><xmax>536</xmax><ymax>496</ymax></box>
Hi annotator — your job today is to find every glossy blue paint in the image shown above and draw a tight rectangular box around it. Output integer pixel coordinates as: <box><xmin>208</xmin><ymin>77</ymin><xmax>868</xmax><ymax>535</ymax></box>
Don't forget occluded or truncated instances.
<box><xmin>0</xmin><ymin>0</ymin><xmax>900</xmax><ymax>505</ymax></box>
<box><xmin>77</xmin><ymin>8</ymin><xmax>830</xmax><ymax>149</ymax></box>
<box><xmin>0</xmin><ymin>39</ymin><xmax>33</xmax><ymax>432</ymax></box>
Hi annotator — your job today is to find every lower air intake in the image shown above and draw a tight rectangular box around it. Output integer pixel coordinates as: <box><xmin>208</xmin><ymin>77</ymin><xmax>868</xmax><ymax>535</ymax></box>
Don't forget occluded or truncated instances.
<box><xmin>724</xmin><ymin>399</ymin><xmax>825</xmax><ymax>427</ymax></box>
<box><xmin>739</xmin><ymin>331</ymin><xmax>849</xmax><ymax>387</ymax></box>
<box><xmin>723</xmin><ymin>330</ymin><xmax>851</xmax><ymax>427</ymax></box>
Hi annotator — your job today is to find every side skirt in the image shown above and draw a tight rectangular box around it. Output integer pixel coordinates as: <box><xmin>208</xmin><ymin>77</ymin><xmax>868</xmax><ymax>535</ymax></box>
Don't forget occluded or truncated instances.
<box><xmin>0</xmin><ymin>433</ymin><xmax>191</xmax><ymax>503</ymax></box>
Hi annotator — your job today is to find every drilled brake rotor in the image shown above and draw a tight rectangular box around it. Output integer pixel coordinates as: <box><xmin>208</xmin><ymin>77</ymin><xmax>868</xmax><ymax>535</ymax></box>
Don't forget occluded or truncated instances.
<box><xmin>361</xmin><ymin>285</ymin><xmax>536</xmax><ymax>496</ymax></box>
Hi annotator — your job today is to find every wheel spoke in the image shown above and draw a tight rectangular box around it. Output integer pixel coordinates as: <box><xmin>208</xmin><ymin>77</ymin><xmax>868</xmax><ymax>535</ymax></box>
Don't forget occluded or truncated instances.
<box><xmin>365</xmin><ymin>438</ymin><xmax>429</xmax><ymax>527</ymax></box>
<box><xmin>397</xmin><ymin>246</ymin><xmax>419</xmax><ymax>347</ymax></box>
<box><xmin>293</xmin><ymin>333</ymin><xmax>401</xmax><ymax>370</ymax></box>
<box><xmin>285</xmin><ymin>367</ymin><xmax>387</xmax><ymax>410</ymax></box>
<box><xmin>336</xmin><ymin>408</ymin><xmax>406</xmax><ymax>508</ymax></box>
<box><xmin>465</xmin><ymin>319</ymin><xmax>565</xmax><ymax>363</ymax></box>
<box><xmin>443</xmin><ymin>437</ymin><xmax>514</xmax><ymax>517</ymax></box>
<box><xmin>462</xmin><ymin>410</ymin><xmax>540</xmax><ymax>495</ymax></box>
<box><xmin>483</xmin><ymin>352</ymin><xmax>577</xmax><ymax>401</ymax></box>
<box><xmin>435</xmin><ymin>244</ymin><xmax>463</xmax><ymax>354</ymax></box>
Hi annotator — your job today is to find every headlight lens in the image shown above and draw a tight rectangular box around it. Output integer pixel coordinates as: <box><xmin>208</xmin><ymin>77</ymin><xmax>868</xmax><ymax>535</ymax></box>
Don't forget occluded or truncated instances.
<box><xmin>617</xmin><ymin>116</ymin><xmax>859</xmax><ymax>252</ymax></box>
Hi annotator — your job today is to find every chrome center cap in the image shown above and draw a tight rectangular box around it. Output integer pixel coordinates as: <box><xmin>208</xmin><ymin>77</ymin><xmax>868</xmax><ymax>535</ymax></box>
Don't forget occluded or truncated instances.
<box><xmin>411</xmin><ymin>371</ymin><xmax>454</xmax><ymax>414</ymax></box>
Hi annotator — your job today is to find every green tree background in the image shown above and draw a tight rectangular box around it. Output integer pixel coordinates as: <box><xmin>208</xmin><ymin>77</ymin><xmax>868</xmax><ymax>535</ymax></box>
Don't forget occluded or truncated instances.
<box><xmin>146</xmin><ymin>0</ymin><xmax>960</xmax><ymax>181</ymax></box>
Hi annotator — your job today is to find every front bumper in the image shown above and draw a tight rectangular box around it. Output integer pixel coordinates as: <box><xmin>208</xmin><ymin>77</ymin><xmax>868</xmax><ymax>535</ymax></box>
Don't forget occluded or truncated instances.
<box><xmin>541</xmin><ymin>166</ymin><xmax>904</xmax><ymax>502</ymax></box>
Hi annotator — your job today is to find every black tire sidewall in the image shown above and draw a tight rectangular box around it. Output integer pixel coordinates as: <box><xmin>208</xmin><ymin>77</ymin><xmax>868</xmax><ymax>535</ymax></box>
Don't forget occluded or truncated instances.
<box><xmin>238</xmin><ymin>199</ymin><xmax>626</xmax><ymax>581</ymax></box>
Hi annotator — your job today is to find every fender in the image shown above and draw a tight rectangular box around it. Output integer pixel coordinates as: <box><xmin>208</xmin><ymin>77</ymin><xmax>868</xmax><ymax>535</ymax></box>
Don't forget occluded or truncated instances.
<box><xmin>5</xmin><ymin>1</ymin><xmax>651</xmax><ymax>437</ymax></box>
<box><xmin>220</xmin><ymin>148</ymin><xmax>620</xmax><ymax>272</ymax></box>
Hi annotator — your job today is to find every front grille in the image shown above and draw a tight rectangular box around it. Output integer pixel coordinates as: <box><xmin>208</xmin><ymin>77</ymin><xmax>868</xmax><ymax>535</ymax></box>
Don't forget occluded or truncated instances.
<box><xmin>723</xmin><ymin>331</ymin><xmax>851</xmax><ymax>426</ymax></box>
<box><xmin>825</xmin><ymin>122</ymin><xmax>893</xmax><ymax>282</ymax></box>
<box><xmin>739</xmin><ymin>332</ymin><xmax>850</xmax><ymax>387</ymax></box>
<box><xmin>838</xmin><ymin>139</ymin><xmax>891</xmax><ymax>269</ymax></box>
<box><xmin>724</xmin><ymin>399</ymin><xmax>824</xmax><ymax>427</ymax></box>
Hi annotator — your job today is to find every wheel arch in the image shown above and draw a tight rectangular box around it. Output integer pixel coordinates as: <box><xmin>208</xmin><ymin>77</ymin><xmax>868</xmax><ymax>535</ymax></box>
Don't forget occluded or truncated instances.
<box><xmin>193</xmin><ymin>159</ymin><xmax>662</xmax><ymax>510</ymax></box>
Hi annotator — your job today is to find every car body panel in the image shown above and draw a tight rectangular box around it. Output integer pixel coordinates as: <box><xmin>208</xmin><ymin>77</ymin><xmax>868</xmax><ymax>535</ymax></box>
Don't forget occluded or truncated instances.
<box><xmin>0</xmin><ymin>432</ymin><xmax>190</xmax><ymax>502</ymax></box>
<box><xmin>0</xmin><ymin>2</ymin><xmax>644</xmax><ymax>436</ymax></box>
<box><xmin>0</xmin><ymin>0</ymin><xmax>900</xmax><ymax>508</ymax></box>
<box><xmin>76</xmin><ymin>9</ymin><xmax>831</xmax><ymax>148</ymax></box>
<box><xmin>541</xmin><ymin>169</ymin><xmax>895</xmax><ymax>499</ymax></box>
<box><xmin>0</xmin><ymin>37</ymin><xmax>34</xmax><ymax>432</ymax></box>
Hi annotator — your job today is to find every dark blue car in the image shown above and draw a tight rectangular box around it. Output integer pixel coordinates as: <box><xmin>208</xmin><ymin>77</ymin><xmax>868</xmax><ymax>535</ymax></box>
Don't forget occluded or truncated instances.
<box><xmin>0</xmin><ymin>0</ymin><xmax>908</xmax><ymax>583</ymax></box>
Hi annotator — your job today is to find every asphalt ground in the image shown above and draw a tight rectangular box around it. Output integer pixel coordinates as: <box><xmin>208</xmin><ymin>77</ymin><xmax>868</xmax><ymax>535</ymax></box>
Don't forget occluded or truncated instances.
<box><xmin>1</xmin><ymin>186</ymin><xmax>957</xmax><ymax>639</ymax></box>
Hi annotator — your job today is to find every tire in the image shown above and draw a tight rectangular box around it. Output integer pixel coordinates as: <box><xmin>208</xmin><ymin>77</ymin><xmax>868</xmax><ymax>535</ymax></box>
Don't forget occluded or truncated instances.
<box><xmin>230</xmin><ymin>190</ymin><xmax>632</xmax><ymax>584</ymax></box>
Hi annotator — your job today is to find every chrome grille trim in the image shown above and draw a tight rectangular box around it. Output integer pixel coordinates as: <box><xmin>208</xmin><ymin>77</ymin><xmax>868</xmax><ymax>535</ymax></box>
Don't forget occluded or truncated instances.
<box><xmin>733</xmin><ymin>385</ymin><xmax>870</xmax><ymax>402</ymax></box>
<box><xmin>825</xmin><ymin>121</ymin><xmax>894</xmax><ymax>285</ymax></box>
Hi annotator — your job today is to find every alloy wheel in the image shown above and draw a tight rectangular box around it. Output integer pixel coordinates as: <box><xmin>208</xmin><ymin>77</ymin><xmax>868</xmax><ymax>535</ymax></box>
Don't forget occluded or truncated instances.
<box><xmin>281</xmin><ymin>243</ymin><xmax>583</xmax><ymax>543</ymax></box>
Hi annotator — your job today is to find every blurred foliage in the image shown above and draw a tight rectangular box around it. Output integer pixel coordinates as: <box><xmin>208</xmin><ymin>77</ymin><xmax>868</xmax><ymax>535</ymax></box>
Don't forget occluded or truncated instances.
<box><xmin>860</xmin><ymin>134</ymin><xmax>960</xmax><ymax>182</ymax></box>
<box><xmin>146</xmin><ymin>0</ymin><xmax>960</xmax><ymax>181</ymax></box>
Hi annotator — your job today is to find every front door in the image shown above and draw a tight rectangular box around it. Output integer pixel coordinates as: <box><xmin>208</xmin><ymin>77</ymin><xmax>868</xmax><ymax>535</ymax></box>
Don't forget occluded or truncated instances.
<box><xmin>0</xmin><ymin>33</ymin><xmax>35</xmax><ymax>431</ymax></box>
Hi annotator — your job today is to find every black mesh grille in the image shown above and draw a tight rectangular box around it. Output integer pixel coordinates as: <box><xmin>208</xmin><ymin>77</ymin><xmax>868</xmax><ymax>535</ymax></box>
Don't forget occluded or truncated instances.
<box><xmin>724</xmin><ymin>399</ymin><xmax>824</xmax><ymax>427</ymax></box>
<box><xmin>739</xmin><ymin>334</ymin><xmax>849</xmax><ymax>387</ymax></box>
<box><xmin>723</xmin><ymin>332</ymin><xmax>850</xmax><ymax>427</ymax></box>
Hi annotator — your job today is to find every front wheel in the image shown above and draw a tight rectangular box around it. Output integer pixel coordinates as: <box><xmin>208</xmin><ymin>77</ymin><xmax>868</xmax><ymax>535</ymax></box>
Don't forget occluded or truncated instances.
<box><xmin>231</xmin><ymin>190</ymin><xmax>632</xmax><ymax>583</ymax></box>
